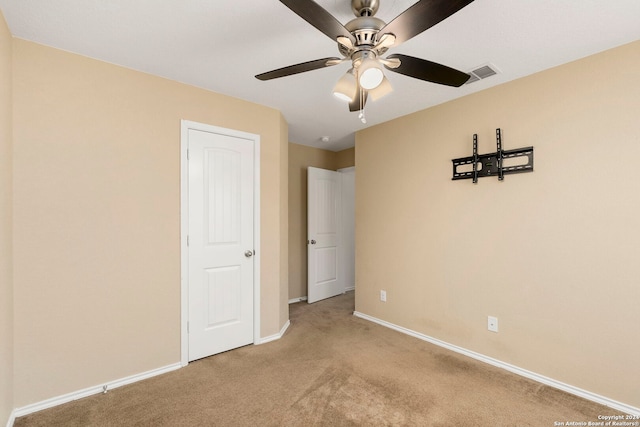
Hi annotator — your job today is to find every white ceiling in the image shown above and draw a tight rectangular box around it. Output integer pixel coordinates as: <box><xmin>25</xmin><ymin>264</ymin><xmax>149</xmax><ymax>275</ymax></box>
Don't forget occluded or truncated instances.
<box><xmin>1</xmin><ymin>0</ymin><xmax>639</xmax><ymax>151</ymax></box>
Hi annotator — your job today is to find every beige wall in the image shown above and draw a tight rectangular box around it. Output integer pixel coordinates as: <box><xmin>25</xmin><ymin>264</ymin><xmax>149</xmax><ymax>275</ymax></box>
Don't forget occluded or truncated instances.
<box><xmin>288</xmin><ymin>143</ymin><xmax>355</xmax><ymax>300</ymax></box>
<box><xmin>0</xmin><ymin>10</ymin><xmax>13</xmax><ymax>425</ymax></box>
<box><xmin>334</xmin><ymin>147</ymin><xmax>355</xmax><ymax>170</ymax></box>
<box><xmin>355</xmin><ymin>40</ymin><xmax>640</xmax><ymax>408</ymax></box>
<box><xmin>11</xmin><ymin>39</ymin><xmax>288</xmax><ymax>407</ymax></box>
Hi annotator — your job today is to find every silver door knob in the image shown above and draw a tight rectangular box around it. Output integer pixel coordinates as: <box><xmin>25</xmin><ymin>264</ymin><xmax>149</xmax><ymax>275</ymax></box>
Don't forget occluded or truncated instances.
<box><xmin>310</xmin><ymin>240</ymin><xmax>316</xmax><ymax>245</ymax></box>
<box><xmin>244</xmin><ymin>250</ymin><xmax>253</xmax><ymax>258</ymax></box>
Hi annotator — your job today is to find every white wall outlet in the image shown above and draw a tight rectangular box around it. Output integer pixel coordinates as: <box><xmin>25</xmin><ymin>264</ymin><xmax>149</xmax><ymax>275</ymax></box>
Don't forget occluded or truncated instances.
<box><xmin>488</xmin><ymin>316</ymin><xmax>498</xmax><ymax>332</ymax></box>
<box><xmin>380</xmin><ymin>290</ymin><xmax>387</xmax><ymax>302</ymax></box>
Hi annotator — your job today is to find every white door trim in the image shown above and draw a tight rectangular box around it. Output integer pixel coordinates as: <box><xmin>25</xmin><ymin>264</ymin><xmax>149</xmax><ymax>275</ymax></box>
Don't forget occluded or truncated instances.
<box><xmin>180</xmin><ymin>119</ymin><xmax>261</xmax><ymax>366</ymax></box>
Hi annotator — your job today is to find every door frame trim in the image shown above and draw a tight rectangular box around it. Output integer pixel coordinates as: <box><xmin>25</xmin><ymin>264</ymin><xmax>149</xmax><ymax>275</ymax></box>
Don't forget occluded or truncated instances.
<box><xmin>180</xmin><ymin>119</ymin><xmax>261</xmax><ymax>366</ymax></box>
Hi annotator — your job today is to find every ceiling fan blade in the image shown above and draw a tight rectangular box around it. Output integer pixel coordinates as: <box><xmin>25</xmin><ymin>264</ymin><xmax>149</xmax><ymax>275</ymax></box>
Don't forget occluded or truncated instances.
<box><xmin>349</xmin><ymin>84</ymin><xmax>368</xmax><ymax>112</ymax></box>
<box><xmin>385</xmin><ymin>54</ymin><xmax>471</xmax><ymax>87</ymax></box>
<box><xmin>280</xmin><ymin>0</ymin><xmax>356</xmax><ymax>44</ymax></box>
<box><xmin>255</xmin><ymin>57</ymin><xmax>341</xmax><ymax>81</ymax></box>
<box><xmin>380</xmin><ymin>0</ymin><xmax>475</xmax><ymax>45</ymax></box>
<box><xmin>325</xmin><ymin>57</ymin><xmax>349</xmax><ymax>67</ymax></box>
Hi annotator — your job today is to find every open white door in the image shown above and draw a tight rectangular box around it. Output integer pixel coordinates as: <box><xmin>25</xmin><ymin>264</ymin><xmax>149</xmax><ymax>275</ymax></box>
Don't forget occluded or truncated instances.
<box><xmin>187</xmin><ymin>126</ymin><xmax>256</xmax><ymax>361</ymax></box>
<box><xmin>307</xmin><ymin>167</ymin><xmax>343</xmax><ymax>303</ymax></box>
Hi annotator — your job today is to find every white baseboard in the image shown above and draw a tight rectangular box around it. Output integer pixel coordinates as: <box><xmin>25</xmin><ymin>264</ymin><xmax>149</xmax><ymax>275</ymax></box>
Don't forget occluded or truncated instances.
<box><xmin>353</xmin><ymin>311</ymin><xmax>640</xmax><ymax>417</ymax></box>
<box><xmin>5</xmin><ymin>409</ymin><xmax>16</xmax><ymax>427</ymax></box>
<box><xmin>12</xmin><ymin>362</ymin><xmax>182</xmax><ymax>420</ymax></box>
<box><xmin>11</xmin><ymin>319</ymin><xmax>292</xmax><ymax>423</ymax></box>
<box><xmin>257</xmin><ymin>320</ymin><xmax>291</xmax><ymax>345</ymax></box>
<box><xmin>345</xmin><ymin>285</ymin><xmax>355</xmax><ymax>292</ymax></box>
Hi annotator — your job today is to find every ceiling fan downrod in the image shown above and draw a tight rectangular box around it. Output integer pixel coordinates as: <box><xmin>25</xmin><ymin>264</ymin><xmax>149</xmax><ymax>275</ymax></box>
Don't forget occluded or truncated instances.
<box><xmin>351</xmin><ymin>0</ymin><xmax>380</xmax><ymax>17</ymax></box>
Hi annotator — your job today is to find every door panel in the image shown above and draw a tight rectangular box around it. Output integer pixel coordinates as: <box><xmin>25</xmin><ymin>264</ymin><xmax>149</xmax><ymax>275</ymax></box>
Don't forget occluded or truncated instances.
<box><xmin>308</xmin><ymin>167</ymin><xmax>343</xmax><ymax>303</ymax></box>
<box><xmin>315</xmin><ymin>247</ymin><xmax>338</xmax><ymax>284</ymax></box>
<box><xmin>205</xmin><ymin>266</ymin><xmax>241</xmax><ymax>326</ymax></box>
<box><xmin>205</xmin><ymin>148</ymin><xmax>242</xmax><ymax>244</ymax></box>
<box><xmin>188</xmin><ymin>128</ymin><xmax>254</xmax><ymax>361</ymax></box>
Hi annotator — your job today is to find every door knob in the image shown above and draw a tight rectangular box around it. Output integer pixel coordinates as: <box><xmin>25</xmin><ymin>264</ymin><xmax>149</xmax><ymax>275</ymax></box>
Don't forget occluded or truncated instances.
<box><xmin>310</xmin><ymin>240</ymin><xmax>316</xmax><ymax>245</ymax></box>
<box><xmin>244</xmin><ymin>250</ymin><xmax>253</xmax><ymax>258</ymax></box>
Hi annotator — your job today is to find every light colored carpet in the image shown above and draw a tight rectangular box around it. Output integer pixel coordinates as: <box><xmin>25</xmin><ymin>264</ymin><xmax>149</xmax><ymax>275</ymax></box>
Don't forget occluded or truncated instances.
<box><xmin>15</xmin><ymin>292</ymin><xmax>621</xmax><ymax>426</ymax></box>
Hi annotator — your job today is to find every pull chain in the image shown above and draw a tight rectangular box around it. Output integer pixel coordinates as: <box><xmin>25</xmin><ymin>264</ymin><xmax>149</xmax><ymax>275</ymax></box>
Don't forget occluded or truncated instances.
<box><xmin>358</xmin><ymin>88</ymin><xmax>367</xmax><ymax>124</ymax></box>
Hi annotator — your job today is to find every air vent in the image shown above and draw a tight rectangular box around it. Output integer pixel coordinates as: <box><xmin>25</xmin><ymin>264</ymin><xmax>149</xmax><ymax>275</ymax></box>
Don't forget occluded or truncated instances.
<box><xmin>465</xmin><ymin>63</ymin><xmax>499</xmax><ymax>84</ymax></box>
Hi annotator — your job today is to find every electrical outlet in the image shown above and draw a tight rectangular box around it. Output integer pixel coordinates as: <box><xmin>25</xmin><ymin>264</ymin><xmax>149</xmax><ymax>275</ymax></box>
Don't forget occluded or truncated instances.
<box><xmin>380</xmin><ymin>290</ymin><xmax>387</xmax><ymax>302</ymax></box>
<box><xmin>488</xmin><ymin>316</ymin><xmax>498</xmax><ymax>332</ymax></box>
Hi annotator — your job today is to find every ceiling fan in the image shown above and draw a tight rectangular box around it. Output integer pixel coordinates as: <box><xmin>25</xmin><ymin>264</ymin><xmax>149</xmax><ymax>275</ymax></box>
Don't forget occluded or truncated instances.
<box><xmin>256</xmin><ymin>0</ymin><xmax>475</xmax><ymax>114</ymax></box>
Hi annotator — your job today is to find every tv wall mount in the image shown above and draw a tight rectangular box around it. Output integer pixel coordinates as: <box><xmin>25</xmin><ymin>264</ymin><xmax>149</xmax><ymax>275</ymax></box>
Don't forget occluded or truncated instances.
<box><xmin>452</xmin><ymin>128</ymin><xmax>533</xmax><ymax>183</ymax></box>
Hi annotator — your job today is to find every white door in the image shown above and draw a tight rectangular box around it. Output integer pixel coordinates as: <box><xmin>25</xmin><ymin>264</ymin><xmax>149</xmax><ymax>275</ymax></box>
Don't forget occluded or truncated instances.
<box><xmin>187</xmin><ymin>127</ymin><xmax>255</xmax><ymax>361</ymax></box>
<box><xmin>307</xmin><ymin>167</ymin><xmax>343</xmax><ymax>303</ymax></box>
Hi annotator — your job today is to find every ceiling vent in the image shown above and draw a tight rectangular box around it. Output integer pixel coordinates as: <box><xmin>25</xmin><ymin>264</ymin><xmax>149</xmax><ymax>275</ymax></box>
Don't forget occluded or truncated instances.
<box><xmin>465</xmin><ymin>63</ymin><xmax>499</xmax><ymax>84</ymax></box>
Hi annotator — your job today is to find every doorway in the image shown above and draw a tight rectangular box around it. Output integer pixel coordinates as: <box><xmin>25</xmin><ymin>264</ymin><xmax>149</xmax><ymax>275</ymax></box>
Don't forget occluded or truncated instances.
<box><xmin>307</xmin><ymin>166</ymin><xmax>355</xmax><ymax>303</ymax></box>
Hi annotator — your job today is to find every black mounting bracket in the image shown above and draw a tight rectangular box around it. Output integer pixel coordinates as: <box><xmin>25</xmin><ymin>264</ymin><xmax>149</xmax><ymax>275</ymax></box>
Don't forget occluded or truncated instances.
<box><xmin>452</xmin><ymin>129</ymin><xmax>534</xmax><ymax>183</ymax></box>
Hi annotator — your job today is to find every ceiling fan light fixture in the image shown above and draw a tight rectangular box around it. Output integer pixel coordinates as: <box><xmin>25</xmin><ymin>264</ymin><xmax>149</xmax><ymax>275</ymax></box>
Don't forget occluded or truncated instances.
<box><xmin>369</xmin><ymin>75</ymin><xmax>392</xmax><ymax>101</ymax></box>
<box><xmin>358</xmin><ymin>58</ymin><xmax>384</xmax><ymax>90</ymax></box>
<box><xmin>333</xmin><ymin>69</ymin><xmax>357</xmax><ymax>102</ymax></box>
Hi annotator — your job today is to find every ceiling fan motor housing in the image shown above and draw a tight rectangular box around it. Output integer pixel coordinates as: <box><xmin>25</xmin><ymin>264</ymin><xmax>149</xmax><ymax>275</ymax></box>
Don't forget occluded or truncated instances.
<box><xmin>351</xmin><ymin>0</ymin><xmax>380</xmax><ymax>17</ymax></box>
<box><xmin>340</xmin><ymin>16</ymin><xmax>388</xmax><ymax>57</ymax></box>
